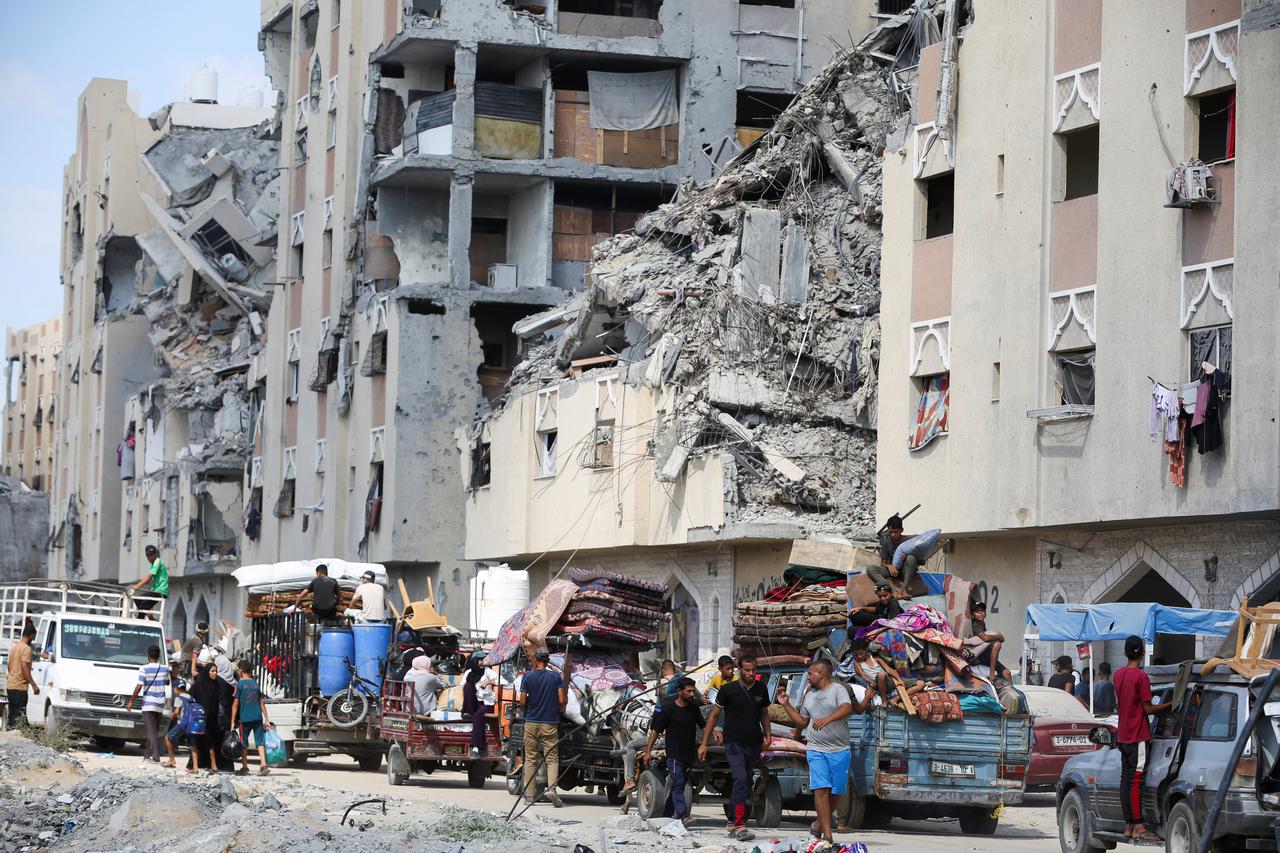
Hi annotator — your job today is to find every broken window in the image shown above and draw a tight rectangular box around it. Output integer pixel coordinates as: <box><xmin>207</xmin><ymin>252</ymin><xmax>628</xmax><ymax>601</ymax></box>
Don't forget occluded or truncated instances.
<box><xmin>309</xmin><ymin>57</ymin><xmax>323</xmax><ymax>112</ymax></box>
<box><xmin>740</xmin><ymin>0</ymin><xmax>795</xmax><ymax>8</ymax></box>
<box><xmin>590</xmin><ymin>418</ymin><xmax>615</xmax><ymax>468</ymax></box>
<box><xmin>273</xmin><ymin>476</ymin><xmax>296</xmax><ymax>518</ymax></box>
<box><xmin>470</xmin><ymin>216</ymin><xmax>509</xmax><ymax>286</ymax></box>
<box><xmin>374</xmin><ymin>88</ymin><xmax>406</xmax><ymax>156</ymax></box>
<box><xmin>877</xmin><ymin>0</ymin><xmax>914</xmax><ymax>13</ymax></box>
<box><xmin>1197</xmin><ymin>90</ymin><xmax>1235</xmax><ymax>163</ymax></box>
<box><xmin>1056</xmin><ymin>350</ymin><xmax>1096</xmax><ymax>407</ymax></box>
<box><xmin>360</xmin><ymin>330</ymin><xmax>388</xmax><ymax>376</ymax></box>
<box><xmin>536</xmin><ymin>429</ymin><xmax>558</xmax><ymax>478</ymax></box>
<box><xmin>1061</xmin><ymin>125</ymin><xmax>1099</xmax><ymax>200</ymax></box>
<box><xmin>736</xmin><ymin>91</ymin><xmax>794</xmax><ymax>137</ymax></box>
<box><xmin>922</xmin><ymin>173</ymin><xmax>954</xmax><ymax>238</ymax></box>
<box><xmin>295</xmin><ymin>127</ymin><xmax>309</xmax><ymax>164</ymax></box>
<box><xmin>301</xmin><ymin>3</ymin><xmax>319</xmax><ymax>49</ymax></box>
<box><xmin>558</xmin><ymin>0</ymin><xmax>662</xmax><ymax>19</ymax></box>
<box><xmin>470</xmin><ymin>439</ymin><xmax>491</xmax><ymax>489</ymax></box>
<box><xmin>287</xmin><ymin>328</ymin><xmax>302</xmax><ymax>403</ymax></box>
<box><xmin>245</xmin><ymin>487</ymin><xmax>263</xmax><ymax>540</ymax></box>
<box><xmin>311</xmin><ymin>346</ymin><xmax>339</xmax><ymax>390</ymax></box>
<box><xmin>407</xmin><ymin>299</ymin><xmax>445</xmax><ymax>316</ymax></box>
<box><xmin>472</xmin><ymin>303</ymin><xmax>547</xmax><ymax>404</ymax></box>
<box><xmin>322</xmin><ymin>229</ymin><xmax>333</xmax><ymax>268</ymax></box>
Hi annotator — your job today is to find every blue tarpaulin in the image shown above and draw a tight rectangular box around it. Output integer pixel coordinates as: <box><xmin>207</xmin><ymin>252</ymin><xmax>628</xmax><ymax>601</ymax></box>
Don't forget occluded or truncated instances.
<box><xmin>1025</xmin><ymin>602</ymin><xmax>1236</xmax><ymax>642</ymax></box>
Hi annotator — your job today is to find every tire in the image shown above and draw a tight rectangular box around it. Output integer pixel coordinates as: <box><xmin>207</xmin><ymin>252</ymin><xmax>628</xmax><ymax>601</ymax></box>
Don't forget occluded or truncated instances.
<box><xmin>1058</xmin><ymin>789</ymin><xmax>1106</xmax><ymax>853</ymax></box>
<box><xmin>636</xmin><ymin>768</ymin><xmax>669</xmax><ymax>821</ymax></box>
<box><xmin>957</xmin><ymin>805</ymin><xmax>1000</xmax><ymax>836</ymax></box>
<box><xmin>45</xmin><ymin>705</ymin><xmax>61</xmax><ymax>738</ymax></box>
<box><xmin>1165</xmin><ymin>800</ymin><xmax>1205</xmax><ymax>853</ymax></box>
<box><xmin>605</xmin><ymin>784</ymin><xmax>625</xmax><ymax>805</ymax></box>
<box><xmin>93</xmin><ymin>736</ymin><xmax>125</xmax><ymax>753</ymax></box>
<box><xmin>467</xmin><ymin>761</ymin><xmax>490</xmax><ymax>789</ymax></box>
<box><xmin>357</xmin><ymin>752</ymin><xmax>382</xmax><ymax>772</ymax></box>
<box><xmin>507</xmin><ymin>772</ymin><xmax>522</xmax><ymax>797</ymax></box>
<box><xmin>325</xmin><ymin>689</ymin><xmax>370</xmax><ymax>728</ymax></box>
<box><xmin>387</xmin><ymin>744</ymin><xmax>409</xmax><ymax>786</ymax></box>
<box><xmin>842</xmin><ymin>792</ymin><xmax>867</xmax><ymax>831</ymax></box>
<box><xmin>755</xmin><ymin>777</ymin><xmax>782</xmax><ymax>829</ymax></box>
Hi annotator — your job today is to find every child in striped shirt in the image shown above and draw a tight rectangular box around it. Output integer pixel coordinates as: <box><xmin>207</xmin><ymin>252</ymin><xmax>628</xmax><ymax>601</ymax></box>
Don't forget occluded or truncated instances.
<box><xmin>127</xmin><ymin>645</ymin><xmax>169</xmax><ymax>764</ymax></box>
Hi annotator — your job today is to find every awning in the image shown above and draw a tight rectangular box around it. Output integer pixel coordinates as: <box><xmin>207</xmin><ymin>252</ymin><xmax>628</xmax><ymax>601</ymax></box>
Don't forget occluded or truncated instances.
<box><xmin>1025</xmin><ymin>602</ymin><xmax>1236</xmax><ymax>642</ymax></box>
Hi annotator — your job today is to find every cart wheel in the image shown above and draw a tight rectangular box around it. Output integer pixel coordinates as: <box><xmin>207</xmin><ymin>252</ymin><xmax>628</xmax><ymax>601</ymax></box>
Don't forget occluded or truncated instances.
<box><xmin>507</xmin><ymin>771</ymin><xmax>522</xmax><ymax>797</ymax></box>
<box><xmin>957</xmin><ymin>806</ymin><xmax>1000</xmax><ymax>836</ymax></box>
<box><xmin>605</xmin><ymin>784</ymin><xmax>625</xmax><ymax>805</ymax></box>
<box><xmin>636</xmin><ymin>768</ymin><xmax>669</xmax><ymax>821</ymax></box>
<box><xmin>755</xmin><ymin>777</ymin><xmax>782</xmax><ymax>828</ymax></box>
<box><xmin>358</xmin><ymin>752</ymin><xmax>382</xmax><ymax>772</ymax></box>
<box><xmin>467</xmin><ymin>761</ymin><xmax>491</xmax><ymax>789</ymax></box>
<box><xmin>842</xmin><ymin>792</ymin><xmax>867</xmax><ymax>831</ymax></box>
<box><xmin>387</xmin><ymin>756</ymin><xmax>408</xmax><ymax>786</ymax></box>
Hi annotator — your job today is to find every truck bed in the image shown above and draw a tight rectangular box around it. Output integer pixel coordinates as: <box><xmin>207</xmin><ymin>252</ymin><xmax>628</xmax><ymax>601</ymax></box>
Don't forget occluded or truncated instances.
<box><xmin>850</xmin><ymin>704</ymin><xmax>1031</xmax><ymax>809</ymax></box>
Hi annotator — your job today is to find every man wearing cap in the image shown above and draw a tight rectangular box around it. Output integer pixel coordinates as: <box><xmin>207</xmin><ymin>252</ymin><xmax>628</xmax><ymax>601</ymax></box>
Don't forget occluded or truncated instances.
<box><xmin>519</xmin><ymin>649</ymin><xmax>566</xmax><ymax>807</ymax></box>
<box><xmin>1114</xmin><ymin>635</ymin><xmax>1171</xmax><ymax>843</ymax></box>
<box><xmin>350</xmin><ymin>571</ymin><xmax>387</xmax><ymax>622</ymax></box>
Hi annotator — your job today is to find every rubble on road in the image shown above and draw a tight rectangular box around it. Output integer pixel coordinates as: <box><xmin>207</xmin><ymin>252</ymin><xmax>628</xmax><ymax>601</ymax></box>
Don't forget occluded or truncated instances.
<box><xmin>488</xmin><ymin>7</ymin><xmax>947</xmax><ymax>540</ymax></box>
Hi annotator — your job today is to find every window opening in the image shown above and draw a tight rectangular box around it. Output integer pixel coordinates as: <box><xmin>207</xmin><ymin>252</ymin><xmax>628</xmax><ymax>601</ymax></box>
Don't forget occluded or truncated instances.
<box><xmin>536</xmin><ymin>429</ymin><xmax>558</xmax><ymax>478</ymax></box>
<box><xmin>1062</xmin><ymin>125</ymin><xmax>1099</xmax><ymax>200</ymax></box>
<box><xmin>1197</xmin><ymin>90</ymin><xmax>1235</xmax><ymax>163</ymax></box>
<box><xmin>1056</xmin><ymin>349</ymin><xmax>1095</xmax><ymax>406</ymax></box>
<box><xmin>470</xmin><ymin>439</ymin><xmax>491</xmax><ymax>489</ymax></box>
<box><xmin>922</xmin><ymin>173</ymin><xmax>954</xmax><ymax>238</ymax></box>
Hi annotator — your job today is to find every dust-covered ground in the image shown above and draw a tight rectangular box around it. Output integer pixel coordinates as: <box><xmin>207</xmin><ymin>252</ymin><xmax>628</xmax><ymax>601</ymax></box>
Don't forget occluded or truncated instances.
<box><xmin>0</xmin><ymin>732</ymin><xmax>1061</xmax><ymax>852</ymax></box>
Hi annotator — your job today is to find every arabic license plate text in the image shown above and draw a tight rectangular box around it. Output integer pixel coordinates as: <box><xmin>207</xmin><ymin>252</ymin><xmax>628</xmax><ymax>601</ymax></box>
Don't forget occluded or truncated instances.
<box><xmin>930</xmin><ymin>760</ymin><xmax>975</xmax><ymax>777</ymax></box>
<box><xmin>100</xmin><ymin>718</ymin><xmax>134</xmax><ymax>729</ymax></box>
<box><xmin>1053</xmin><ymin>735</ymin><xmax>1091</xmax><ymax>748</ymax></box>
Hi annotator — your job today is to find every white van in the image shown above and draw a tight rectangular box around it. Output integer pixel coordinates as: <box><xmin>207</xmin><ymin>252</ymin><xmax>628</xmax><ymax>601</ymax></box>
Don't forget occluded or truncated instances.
<box><xmin>1</xmin><ymin>582</ymin><xmax>168</xmax><ymax>745</ymax></box>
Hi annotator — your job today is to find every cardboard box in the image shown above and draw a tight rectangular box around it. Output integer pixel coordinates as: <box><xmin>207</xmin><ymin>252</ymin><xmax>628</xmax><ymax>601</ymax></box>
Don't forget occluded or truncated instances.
<box><xmin>788</xmin><ymin>539</ymin><xmax>878</xmax><ymax>574</ymax></box>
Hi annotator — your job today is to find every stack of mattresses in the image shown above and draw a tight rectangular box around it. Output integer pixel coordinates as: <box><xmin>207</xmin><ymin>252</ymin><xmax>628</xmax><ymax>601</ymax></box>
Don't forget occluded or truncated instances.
<box><xmin>553</xmin><ymin>568</ymin><xmax>668</xmax><ymax>646</ymax></box>
<box><xmin>245</xmin><ymin>588</ymin><xmax>356</xmax><ymax>617</ymax></box>
<box><xmin>732</xmin><ymin>586</ymin><xmax>847</xmax><ymax>657</ymax></box>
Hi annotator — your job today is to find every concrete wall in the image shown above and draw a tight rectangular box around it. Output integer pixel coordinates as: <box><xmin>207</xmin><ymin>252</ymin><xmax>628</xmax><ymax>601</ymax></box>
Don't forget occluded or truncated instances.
<box><xmin>3</xmin><ymin>318</ymin><xmax>61</xmax><ymax>490</ymax></box>
<box><xmin>0</xmin><ymin>477</ymin><xmax>49</xmax><ymax>581</ymax></box>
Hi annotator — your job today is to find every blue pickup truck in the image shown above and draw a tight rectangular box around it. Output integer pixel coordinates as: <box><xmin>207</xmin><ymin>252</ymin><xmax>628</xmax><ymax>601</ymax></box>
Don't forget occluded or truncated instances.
<box><xmin>842</xmin><ymin>689</ymin><xmax>1032</xmax><ymax>834</ymax></box>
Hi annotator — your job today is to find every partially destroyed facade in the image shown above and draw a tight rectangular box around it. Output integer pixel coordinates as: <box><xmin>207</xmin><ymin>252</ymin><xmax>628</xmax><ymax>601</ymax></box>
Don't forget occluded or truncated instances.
<box><xmin>49</xmin><ymin>75</ymin><xmax>277</xmax><ymax>638</ymax></box>
<box><xmin>877</xmin><ymin>0</ymin><xmax>1280</xmax><ymax>675</ymax></box>
<box><xmin>246</xmin><ymin>0</ymin><xmax>882</xmax><ymax>631</ymax></box>
<box><xmin>4</xmin><ymin>318</ymin><xmax>61</xmax><ymax>492</ymax></box>
<box><xmin>461</xmin><ymin>16</ymin><xmax>918</xmax><ymax>660</ymax></box>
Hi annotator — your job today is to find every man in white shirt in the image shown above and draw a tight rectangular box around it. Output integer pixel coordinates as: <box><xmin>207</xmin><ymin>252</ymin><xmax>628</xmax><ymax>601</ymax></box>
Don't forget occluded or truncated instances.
<box><xmin>350</xmin><ymin>571</ymin><xmax>387</xmax><ymax>621</ymax></box>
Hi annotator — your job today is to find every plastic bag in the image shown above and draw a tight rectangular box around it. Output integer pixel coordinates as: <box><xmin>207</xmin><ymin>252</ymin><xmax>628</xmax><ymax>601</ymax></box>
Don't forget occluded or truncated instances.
<box><xmin>263</xmin><ymin>725</ymin><xmax>288</xmax><ymax>767</ymax></box>
<box><xmin>221</xmin><ymin>728</ymin><xmax>242</xmax><ymax>759</ymax></box>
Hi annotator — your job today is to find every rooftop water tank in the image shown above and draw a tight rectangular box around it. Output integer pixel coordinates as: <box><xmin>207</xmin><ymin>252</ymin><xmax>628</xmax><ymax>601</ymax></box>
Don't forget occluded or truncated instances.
<box><xmin>470</xmin><ymin>565</ymin><xmax>530</xmax><ymax>640</ymax></box>
<box><xmin>237</xmin><ymin>85</ymin><xmax>264</xmax><ymax>108</ymax></box>
<box><xmin>190</xmin><ymin>66</ymin><xmax>219</xmax><ymax>104</ymax></box>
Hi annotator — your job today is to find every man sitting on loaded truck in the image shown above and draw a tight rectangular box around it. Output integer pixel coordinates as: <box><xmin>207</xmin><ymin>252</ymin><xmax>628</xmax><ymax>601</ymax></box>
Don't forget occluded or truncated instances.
<box><xmin>292</xmin><ymin>564</ymin><xmax>340</xmax><ymax>623</ymax></box>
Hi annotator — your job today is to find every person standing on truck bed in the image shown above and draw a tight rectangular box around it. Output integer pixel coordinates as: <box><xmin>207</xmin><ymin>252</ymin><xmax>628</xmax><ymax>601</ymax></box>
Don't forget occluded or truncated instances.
<box><xmin>6</xmin><ymin>624</ymin><xmax>39</xmax><ymax>727</ymax></box>
<box><xmin>867</xmin><ymin>515</ymin><xmax>916</xmax><ymax>598</ymax></box>
<box><xmin>1114</xmin><ymin>635</ymin><xmax>1172</xmax><ymax>844</ymax></box>
<box><xmin>519</xmin><ymin>648</ymin><xmax>567</xmax><ymax>807</ymax></box>
<box><xmin>128</xmin><ymin>545</ymin><xmax>168</xmax><ymax>620</ymax></box>
<box><xmin>699</xmin><ymin>654</ymin><xmax>771</xmax><ymax>842</ymax></box>
<box><xmin>292</xmin><ymin>564</ymin><xmax>340</xmax><ymax>623</ymax></box>
<box><xmin>776</xmin><ymin>659</ymin><xmax>861</xmax><ymax>847</ymax></box>
<box><xmin>645</xmin><ymin>676</ymin><xmax>702</xmax><ymax>827</ymax></box>
<box><xmin>349</xmin><ymin>570</ymin><xmax>387</xmax><ymax>621</ymax></box>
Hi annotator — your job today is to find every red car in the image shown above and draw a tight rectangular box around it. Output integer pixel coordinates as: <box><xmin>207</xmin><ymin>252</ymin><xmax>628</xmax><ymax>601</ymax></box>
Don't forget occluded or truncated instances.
<box><xmin>1021</xmin><ymin>685</ymin><xmax>1115</xmax><ymax>791</ymax></box>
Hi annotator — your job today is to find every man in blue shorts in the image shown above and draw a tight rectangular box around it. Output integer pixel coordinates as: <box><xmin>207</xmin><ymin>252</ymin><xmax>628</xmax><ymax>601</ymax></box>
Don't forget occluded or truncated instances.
<box><xmin>776</xmin><ymin>659</ymin><xmax>861</xmax><ymax>846</ymax></box>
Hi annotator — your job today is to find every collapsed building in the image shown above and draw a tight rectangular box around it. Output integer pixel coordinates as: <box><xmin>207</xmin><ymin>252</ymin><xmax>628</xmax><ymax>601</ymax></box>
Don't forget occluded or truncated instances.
<box><xmin>462</xmin><ymin>8</ymin><xmax>944</xmax><ymax>662</ymax></box>
<box><xmin>46</xmin><ymin>73</ymin><xmax>277</xmax><ymax>636</ymax></box>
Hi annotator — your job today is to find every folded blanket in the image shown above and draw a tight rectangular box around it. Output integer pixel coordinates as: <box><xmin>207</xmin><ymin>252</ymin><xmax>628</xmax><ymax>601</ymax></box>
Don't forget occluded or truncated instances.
<box><xmin>737</xmin><ymin>600</ymin><xmax>845</xmax><ymax>617</ymax></box>
<box><xmin>568</xmin><ymin>568</ymin><xmax>666</xmax><ymax>594</ymax></box>
<box><xmin>732</xmin><ymin>613</ymin><xmax>847</xmax><ymax>628</ymax></box>
<box><xmin>913</xmin><ymin>690</ymin><xmax>963</xmax><ymax>723</ymax></box>
<box><xmin>566</xmin><ymin>596</ymin><xmax>666</xmax><ymax>623</ymax></box>
<box><xmin>730</xmin><ymin>622</ymin><xmax>833</xmax><ymax>639</ymax></box>
<box><xmin>556</xmin><ymin>618</ymin><xmax>656</xmax><ymax>645</ymax></box>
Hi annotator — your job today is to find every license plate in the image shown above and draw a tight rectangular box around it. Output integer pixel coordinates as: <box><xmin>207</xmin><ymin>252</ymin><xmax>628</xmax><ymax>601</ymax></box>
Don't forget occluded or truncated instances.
<box><xmin>1053</xmin><ymin>735</ymin><xmax>1091</xmax><ymax>748</ymax></box>
<box><xmin>930</xmin><ymin>760</ymin><xmax>975</xmax><ymax>777</ymax></box>
<box><xmin>445</xmin><ymin>744</ymin><xmax>464</xmax><ymax>755</ymax></box>
<box><xmin>100</xmin><ymin>718</ymin><xmax>134</xmax><ymax>729</ymax></box>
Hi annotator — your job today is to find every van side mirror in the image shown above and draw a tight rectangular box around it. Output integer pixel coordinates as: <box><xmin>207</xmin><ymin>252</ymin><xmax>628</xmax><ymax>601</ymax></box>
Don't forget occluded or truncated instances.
<box><xmin>1089</xmin><ymin>725</ymin><xmax>1114</xmax><ymax>747</ymax></box>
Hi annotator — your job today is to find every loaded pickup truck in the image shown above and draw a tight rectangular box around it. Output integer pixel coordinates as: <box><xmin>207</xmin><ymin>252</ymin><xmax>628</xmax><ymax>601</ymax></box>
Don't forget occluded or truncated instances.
<box><xmin>843</xmin><ymin>688</ymin><xmax>1032</xmax><ymax>835</ymax></box>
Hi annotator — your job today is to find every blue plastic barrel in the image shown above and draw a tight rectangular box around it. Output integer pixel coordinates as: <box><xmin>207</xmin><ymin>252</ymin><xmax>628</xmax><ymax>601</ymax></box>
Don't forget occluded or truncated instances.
<box><xmin>352</xmin><ymin>622</ymin><xmax>393</xmax><ymax>693</ymax></box>
<box><xmin>318</xmin><ymin>628</ymin><xmax>355</xmax><ymax>696</ymax></box>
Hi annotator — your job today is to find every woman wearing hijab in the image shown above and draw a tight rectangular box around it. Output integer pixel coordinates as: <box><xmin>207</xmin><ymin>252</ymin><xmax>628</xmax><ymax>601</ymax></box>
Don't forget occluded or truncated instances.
<box><xmin>188</xmin><ymin>663</ymin><xmax>232</xmax><ymax>773</ymax></box>
<box><xmin>405</xmin><ymin>656</ymin><xmax>444</xmax><ymax>716</ymax></box>
<box><xmin>462</xmin><ymin>658</ymin><xmax>494</xmax><ymax>757</ymax></box>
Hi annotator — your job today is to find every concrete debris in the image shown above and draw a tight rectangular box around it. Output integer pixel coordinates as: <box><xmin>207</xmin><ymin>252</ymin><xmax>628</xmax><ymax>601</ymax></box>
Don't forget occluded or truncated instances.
<box><xmin>0</xmin><ymin>475</ymin><xmax>49</xmax><ymax>581</ymax></box>
<box><xmin>488</xmin><ymin>14</ymin><xmax>940</xmax><ymax>539</ymax></box>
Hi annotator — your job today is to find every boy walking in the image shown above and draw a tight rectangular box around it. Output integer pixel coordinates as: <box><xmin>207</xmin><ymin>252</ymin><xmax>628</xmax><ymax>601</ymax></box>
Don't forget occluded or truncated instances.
<box><xmin>231</xmin><ymin>660</ymin><xmax>272</xmax><ymax>776</ymax></box>
<box><xmin>162</xmin><ymin>679</ymin><xmax>191</xmax><ymax>768</ymax></box>
<box><xmin>126</xmin><ymin>644</ymin><xmax>169</xmax><ymax>764</ymax></box>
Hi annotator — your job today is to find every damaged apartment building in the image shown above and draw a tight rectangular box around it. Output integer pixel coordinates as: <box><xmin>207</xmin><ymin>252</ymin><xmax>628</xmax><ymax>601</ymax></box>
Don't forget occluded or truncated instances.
<box><xmin>461</xmin><ymin>12</ymin><xmax>930</xmax><ymax>661</ymax></box>
<box><xmin>876</xmin><ymin>0</ymin><xmax>1280</xmax><ymax>676</ymax></box>
<box><xmin>246</xmin><ymin>0</ymin><xmax>886</xmax><ymax>630</ymax></box>
<box><xmin>50</xmin><ymin>73</ymin><xmax>277</xmax><ymax>638</ymax></box>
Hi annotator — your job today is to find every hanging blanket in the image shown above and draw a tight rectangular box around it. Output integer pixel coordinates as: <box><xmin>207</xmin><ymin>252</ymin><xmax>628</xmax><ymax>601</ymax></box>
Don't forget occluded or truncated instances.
<box><xmin>568</xmin><ymin>567</ymin><xmax>665</xmax><ymax>594</ymax></box>
<box><xmin>483</xmin><ymin>579</ymin><xmax>578</xmax><ymax>664</ymax></box>
<box><xmin>550</xmin><ymin>652</ymin><xmax>643</xmax><ymax>692</ymax></box>
<box><xmin>943</xmin><ymin>575</ymin><xmax>977</xmax><ymax>639</ymax></box>
<box><xmin>913</xmin><ymin>690</ymin><xmax>963</xmax><ymax>724</ymax></box>
<box><xmin>586</xmin><ymin>69</ymin><xmax>679</xmax><ymax>131</ymax></box>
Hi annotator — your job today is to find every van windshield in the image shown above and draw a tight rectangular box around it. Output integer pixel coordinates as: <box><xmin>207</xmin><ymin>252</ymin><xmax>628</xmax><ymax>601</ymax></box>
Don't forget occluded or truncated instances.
<box><xmin>60</xmin><ymin>619</ymin><xmax>164</xmax><ymax>665</ymax></box>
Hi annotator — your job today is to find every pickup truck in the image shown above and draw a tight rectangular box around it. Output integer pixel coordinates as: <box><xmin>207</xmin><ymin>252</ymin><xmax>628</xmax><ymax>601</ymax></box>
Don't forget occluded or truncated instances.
<box><xmin>1</xmin><ymin>581</ymin><xmax>168</xmax><ymax>747</ymax></box>
<box><xmin>844</xmin><ymin>689</ymin><xmax>1031</xmax><ymax>835</ymax></box>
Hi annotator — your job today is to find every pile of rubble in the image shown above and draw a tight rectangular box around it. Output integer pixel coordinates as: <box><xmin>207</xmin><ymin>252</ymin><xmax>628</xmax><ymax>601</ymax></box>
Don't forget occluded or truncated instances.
<box><xmin>497</xmin><ymin>9</ymin><xmax>944</xmax><ymax>539</ymax></box>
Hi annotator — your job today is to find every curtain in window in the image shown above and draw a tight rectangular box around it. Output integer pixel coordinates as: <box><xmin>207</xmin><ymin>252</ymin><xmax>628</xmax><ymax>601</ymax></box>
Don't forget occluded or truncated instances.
<box><xmin>1190</xmin><ymin>327</ymin><xmax>1231</xmax><ymax>394</ymax></box>
<box><xmin>1057</xmin><ymin>353</ymin><xmax>1096</xmax><ymax>406</ymax></box>
<box><xmin>909</xmin><ymin>374</ymin><xmax>950</xmax><ymax>452</ymax></box>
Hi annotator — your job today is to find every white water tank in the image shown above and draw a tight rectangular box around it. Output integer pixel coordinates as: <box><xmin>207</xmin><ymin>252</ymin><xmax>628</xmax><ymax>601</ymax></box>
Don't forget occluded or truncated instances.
<box><xmin>190</xmin><ymin>66</ymin><xmax>219</xmax><ymax>104</ymax></box>
<box><xmin>470</xmin><ymin>565</ymin><xmax>530</xmax><ymax>639</ymax></box>
<box><xmin>237</xmin><ymin>85</ymin><xmax>264</xmax><ymax>108</ymax></box>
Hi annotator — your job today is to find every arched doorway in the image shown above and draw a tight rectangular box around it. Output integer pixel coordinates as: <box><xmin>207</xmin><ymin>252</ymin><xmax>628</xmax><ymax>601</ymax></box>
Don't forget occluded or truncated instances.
<box><xmin>657</xmin><ymin>583</ymin><xmax>700</xmax><ymax>667</ymax></box>
<box><xmin>1099</xmin><ymin>567</ymin><xmax>1195</xmax><ymax>668</ymax></box>
<box><xmin>193</xmin><ymin>596</ymin><xmax>211</xmax><ymax>634</ymax></box>
<box><xmin>168</xmin><ymin>597</ymin><xmax>188</xmax><ymax>644</ymax></box>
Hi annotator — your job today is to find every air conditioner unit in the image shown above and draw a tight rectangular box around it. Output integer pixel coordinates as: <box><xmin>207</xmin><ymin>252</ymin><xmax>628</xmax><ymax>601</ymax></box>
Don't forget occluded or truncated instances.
<box><xmin>488</xmin><ymin>263</ymin><xmax>518</xmax><ymax>291</ymax></box>
<box><xmin>1165</xmin><ymin>162</ymin><xmax>1218</xmax><ymax>208</ymax></box>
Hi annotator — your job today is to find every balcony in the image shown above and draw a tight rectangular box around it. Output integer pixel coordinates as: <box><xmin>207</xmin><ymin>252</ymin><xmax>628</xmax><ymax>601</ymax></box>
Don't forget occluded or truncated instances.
<box><xmin>404</xmin><ymin>82</ymin><xmax>544</xmax><ymax>160</ymax></box>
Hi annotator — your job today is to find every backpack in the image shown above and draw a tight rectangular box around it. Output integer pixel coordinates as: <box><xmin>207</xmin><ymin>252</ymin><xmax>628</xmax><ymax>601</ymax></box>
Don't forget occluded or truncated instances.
<box><xmin>183</xmin><ymin>698</ymin><xmax>208</xmax><ymax>736</ymax></box>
